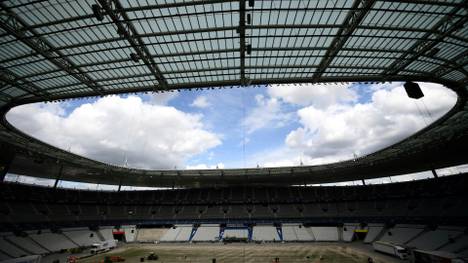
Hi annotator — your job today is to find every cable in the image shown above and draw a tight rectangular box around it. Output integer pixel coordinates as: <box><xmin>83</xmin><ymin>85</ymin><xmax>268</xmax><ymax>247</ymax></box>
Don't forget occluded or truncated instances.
<box><xmin>241</xmin><ymin>87</ymin><xmax>246</xmax><ymax>168</ymax></box>
<box><xmin>414</xmin><ymin>100</ymin><xmax>430</xmax><ymax>127</ymax></box>
<box><xmin>421</xmin><ymin>100</ymin><xmax>434</xmax><ymax>122</ymax></box>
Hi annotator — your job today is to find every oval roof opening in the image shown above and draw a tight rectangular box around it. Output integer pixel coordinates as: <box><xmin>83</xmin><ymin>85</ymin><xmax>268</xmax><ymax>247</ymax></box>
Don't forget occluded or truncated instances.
<box><xmin>6</xmin><ymin>82</ymin><xmax>457</xmax><ymax>170</ymax></box>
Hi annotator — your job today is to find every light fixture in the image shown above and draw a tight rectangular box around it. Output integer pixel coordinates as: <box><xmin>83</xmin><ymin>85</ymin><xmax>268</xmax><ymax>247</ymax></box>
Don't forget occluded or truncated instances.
<box><xmin>91</xmin><ymin>4</ymin><xmax>104</xmax><ymax>21</ymax></box>
<box><xmin>130</xmin><ymin>53</ymin><xmax>139</xmax><ymax>62</ymax></box>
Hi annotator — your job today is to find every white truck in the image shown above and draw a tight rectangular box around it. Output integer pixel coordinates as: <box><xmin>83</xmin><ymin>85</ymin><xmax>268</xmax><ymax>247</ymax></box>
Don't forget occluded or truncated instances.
<box><xmin>90</xmin><ymin>240</ymin><xmax>117</xmax><ymax>254</ymax></box>
<box><xmin>373</xmin><ymin>241</ymin><xmax>409</xmax><ymax>259</ymax></box>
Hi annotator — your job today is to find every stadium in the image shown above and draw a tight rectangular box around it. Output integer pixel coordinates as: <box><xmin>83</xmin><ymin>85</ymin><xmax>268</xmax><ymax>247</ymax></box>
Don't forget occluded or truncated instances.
<box><xmin>0</xmin><ymin>0</ymin><xmax>467</xmax><ymax>263</ymax></box>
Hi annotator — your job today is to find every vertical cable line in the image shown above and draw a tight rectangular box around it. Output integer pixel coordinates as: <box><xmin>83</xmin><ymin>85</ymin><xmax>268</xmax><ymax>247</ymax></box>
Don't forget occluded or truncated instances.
<box><xmin>241</xmin><ymin>88</ymin><xmax>246</xmax><ymax>168</ymax></box>
<box><xmin>414</xmin><ymin>101</ymin><xmax>429</xmax><ymax>127</ymax></box>
<box><xmin>239</xmin><ymin>0</ymin><xmax>247</xmax><ymax>86</ymax></box>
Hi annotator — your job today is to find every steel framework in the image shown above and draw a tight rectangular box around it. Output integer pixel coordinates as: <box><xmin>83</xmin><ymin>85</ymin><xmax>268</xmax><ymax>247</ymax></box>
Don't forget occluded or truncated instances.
<box><xmin>0</xmin><ymin>0</ymin><xmax>466</xmax><ymax>187</ymax></box>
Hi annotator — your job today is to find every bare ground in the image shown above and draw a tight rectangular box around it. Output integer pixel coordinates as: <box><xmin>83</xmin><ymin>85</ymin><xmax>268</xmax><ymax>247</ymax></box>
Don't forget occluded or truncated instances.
<box><xmin>75</xmin><ymin>243</ymin><xmax>403</xmax><ymax>263</ymax></box>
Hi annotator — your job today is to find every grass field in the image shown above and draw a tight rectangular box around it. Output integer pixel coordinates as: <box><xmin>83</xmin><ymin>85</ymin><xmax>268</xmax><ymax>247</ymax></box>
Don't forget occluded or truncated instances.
<box><xmin>77</xmin><ymin>243</ymin><xmax>396</xmax><ymax>263</ymax></box>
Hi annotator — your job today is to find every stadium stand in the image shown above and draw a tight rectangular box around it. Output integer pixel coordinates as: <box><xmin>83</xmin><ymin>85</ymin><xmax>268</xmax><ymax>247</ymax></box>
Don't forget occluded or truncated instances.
<box><xmin>364</xmin><ymin>224</ymin><xmax>385</xmax><ymax>244</ymax></box>
<box><xmin>0</xmin><ymin>251</ymin><xmax>9</xmax><ymax>261</ymax></box>
<box><xmin>160</xmin><ymin>225</ymin><xmax>192</xmax><ymax>242</ymax></box>
<box><xmin>310</xmin><ymin>227</ymin><xmax>339</xmax><ymax>241</ymax></box>
<box><xmin>159</xmin><ymin>227</ymin><xmax>180</xmax><ymax>242</ymax></box>
<box><xmin>29</xmin><ymin>230</ymin><xmax>78</xmax><ymax>252</ymax></box>
<box><xmin>0</xmin><ymin>175</ymin><xmax>467</xmax><ymax>225</ymax></box>
<box><xmin>4</xmin><ymin>234</ymin><xmax>48</xmax><ymax>255</ymax></box>
<box><xmin>406</xmin><ymin>226</ymin><xmax>465</xmax><ymax>250</ymax></box>
<box><xmin>281</xmin><ymin>224</ymin><xmax>314</xmax><ymax>241</ymax></box>
<box><xmin>135</xmin><ymin>228</ymin><xmax>169</xmax><ymax>243</ymax></box>
<box><xmin>62</xmin><ymin>228</ymin><xmax>101</xmax><ymax>247</ymax></box>
<box><xmin>175</xmin><ymin>226</ymin><xmax>193</xmax><ymax>242</ymax></box>
<box><xmin>122</xmin><ymin>226</ymin><xmax>136</xmax><ymax>242</ymax></box>
<box><xmin>0</xmin><ymin>235</ymin><xmax>28</xmax><ymax>258</ymax></box>
<box><xmin>0</xmin><ymin>0</ymin><xmax>467</xmax><ymax>260</ymax></box>
<box><xmin>440</xmin><ymin>234</ymin><xmax>468</xmax><ymax>253</ymax></box>
<box><xmin>192</xmin><ymin>224</ymin><xmax>220</xmax><ymax>242</ymax></box>
<box><xmin>98</xmin><ymin>227</ymin><xmax>114</xmax><ymax>241</ymax></box>
<box><xmin>342</xmin><ymin>223</ymin><xmax>359</xmax><ymax>242</ymax></box>
<box><xmin>379</xmin><ymin>224</ymin><xmax>426</xmax><ymax>245</ymax></box>
<box><xmin>223</xmin><ymin>229</ymin><xmax>248</xmax><ymax>239</ymax></box>
<box><xmin>252</xmin><ymin>225</ymin><xmax>278</xmax><ymax>242</ymax></box>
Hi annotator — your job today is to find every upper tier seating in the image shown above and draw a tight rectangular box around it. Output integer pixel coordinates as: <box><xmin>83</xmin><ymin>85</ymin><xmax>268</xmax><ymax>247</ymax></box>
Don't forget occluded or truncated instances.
<box><xmin>1</xmin><ymin>174</ymin><xmax>467</xmax><ymax>224</ymax></box>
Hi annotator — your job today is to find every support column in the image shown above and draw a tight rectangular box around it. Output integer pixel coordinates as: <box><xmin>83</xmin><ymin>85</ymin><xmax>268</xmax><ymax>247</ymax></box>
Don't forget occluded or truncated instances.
<box><xmin>0</xmin><ymin>163</ymin><xmax>8</xmax><ymax>182</ymax></box>
<box><xmin>0</xmin><ymin>144</ymin><xmax>15</xmax><ymax>182</ymax></box>
<box><xmin>53</xmin><ymin>165</ymin><xmax>63</xmax><ymax>188</ymax></box>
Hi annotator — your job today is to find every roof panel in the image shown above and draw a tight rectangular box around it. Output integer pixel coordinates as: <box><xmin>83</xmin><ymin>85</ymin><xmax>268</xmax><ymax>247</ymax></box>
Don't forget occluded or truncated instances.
<box><xmin>0</xmin><ymin>0</ymin><xmax>465</xmax><ymax>102</ymax></box>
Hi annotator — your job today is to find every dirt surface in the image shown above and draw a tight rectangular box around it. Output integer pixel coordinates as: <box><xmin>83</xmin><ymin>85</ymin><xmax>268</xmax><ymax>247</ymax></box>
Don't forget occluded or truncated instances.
<box><xmin>75</xmin><ymin>243</ymin><xmax>403</xmax><ymax>263</ymax></box>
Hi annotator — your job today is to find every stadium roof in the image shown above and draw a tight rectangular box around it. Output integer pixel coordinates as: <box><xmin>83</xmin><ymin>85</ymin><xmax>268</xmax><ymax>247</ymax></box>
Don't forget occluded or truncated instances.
<box><xmin>0</xmin><ymin>0</ymin><xmax>467</xmax><ymax>187</ymax></box>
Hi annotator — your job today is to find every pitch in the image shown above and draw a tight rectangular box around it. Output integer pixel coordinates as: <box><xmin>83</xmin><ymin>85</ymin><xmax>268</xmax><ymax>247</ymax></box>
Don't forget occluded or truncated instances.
<box><xmin>77</xmin><ymin>243</ymin><xmax>399</xmax><ymax>263</ymax></box>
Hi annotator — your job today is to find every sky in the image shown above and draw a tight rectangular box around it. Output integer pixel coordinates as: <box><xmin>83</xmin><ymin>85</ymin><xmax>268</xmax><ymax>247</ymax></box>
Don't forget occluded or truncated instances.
<box><xmin>6</xmin><ymin>82</ymin><xmax>457</xmax><ymax>171</ymax></box>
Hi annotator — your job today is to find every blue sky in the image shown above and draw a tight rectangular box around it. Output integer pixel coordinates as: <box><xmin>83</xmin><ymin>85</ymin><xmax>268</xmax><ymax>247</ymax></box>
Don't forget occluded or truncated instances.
<box><xmin>6</xmin><ymin>82</ymin><xmax>457</xmax><ymax>170</ymax></box>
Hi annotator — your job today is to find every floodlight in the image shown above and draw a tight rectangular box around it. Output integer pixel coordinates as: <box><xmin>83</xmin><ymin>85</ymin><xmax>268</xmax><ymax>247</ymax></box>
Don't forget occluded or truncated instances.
<box><xmin>130</xmin><ymin>53</ymin><xmax>139</xmax><ymax>62</ymax></box>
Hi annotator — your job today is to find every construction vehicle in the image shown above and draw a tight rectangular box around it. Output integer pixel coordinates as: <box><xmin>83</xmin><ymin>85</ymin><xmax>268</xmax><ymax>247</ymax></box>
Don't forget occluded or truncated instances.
<box><xmin>147</xmin><ymin>253</ymin><xmax>159</xmax><ymax>261</ymax></box>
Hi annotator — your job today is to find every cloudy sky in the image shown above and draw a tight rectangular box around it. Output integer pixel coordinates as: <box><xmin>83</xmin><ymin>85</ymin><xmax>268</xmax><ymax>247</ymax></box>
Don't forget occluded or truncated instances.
<box><xmin>6</xmin><ymin>82</ymin><xmax>457</xmax><ymax>170</ymax></box>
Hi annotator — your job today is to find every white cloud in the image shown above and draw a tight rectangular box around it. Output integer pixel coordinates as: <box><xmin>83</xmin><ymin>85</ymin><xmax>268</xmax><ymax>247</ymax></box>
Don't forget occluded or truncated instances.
<box><xmin>268</xmin><ymin>83</ymin><xmax>357</xmax><ymax>108</ymax></box>
<box><xmin>186</xmin><ymin>163</ymin><xmax>225</xmax><ymax>170</ymax></box>
<box><xmin>243</xmin><ymin>94</ymin><xmax>294</xmax><ymax>134</ymax></box>
<box><xmin>191</xmin><ymin>95</ymin><xmax>210</xmax><ymax>108</ymax></box>
<box><xmin>7</xmin><ymin>96</ymin><xmax>221</xmax><ymax>169</ymax></box>
<box><xmin>248</xmin><ymin>83</ymin><xmax>456</xmax><ymax>168</ymax></box>
<box><xmin>285</xmin><ymin>82</ymin><xmax>456</xmax><ymax>161</ymax></box>
<box><xmin>146</xmin><ymin>92</ymin><xmax>179</xmax><ymax>105</ymax></box>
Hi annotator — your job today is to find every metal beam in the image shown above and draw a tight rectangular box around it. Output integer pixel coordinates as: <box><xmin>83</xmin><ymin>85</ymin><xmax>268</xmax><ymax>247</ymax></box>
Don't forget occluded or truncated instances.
<box><xmin>382</xmin><ymin>3</ymin><xmax>467</xmax><ymax>77</ymax></box>
<box><xmin>0</xmin><ymin>3</ymin><xmax>105</xmax><ymax>97</ymax></box>
<box><xmin>239</xmin><ymin>0</ymin><xmax>247</xmax><ymax>86</ymax></box>
<box><xmin>2</xmin><ymin>25</ymin><xmax>457</xmax><ymax>60</ymax></box>
<box><xmin>1</xmin><ymin>3</ymin><xmax>461</xmax><ymax>37</ymax></box>
<box><xmin>431</xmin><ymin>50</ymin><xmax>468</xmax><ymax>79</ymax></box>
<box><xmin>0</xmin><ymin>67</ymin><xmax>49</xmax><ymax>100</ymax></box>
<box><xmin>14</xmin><ymin>73</ymin><xmax>445</xmax><ymax>105</ymax></box>
<box><xmin>312</xmin><ymin>0</ymin><xmax>376</xmax><ymax>81</ymax></box>
<box><xmin>98</xmin><ymin>0</ymin><xmax>168</xmax><ymax>90</ymax></box>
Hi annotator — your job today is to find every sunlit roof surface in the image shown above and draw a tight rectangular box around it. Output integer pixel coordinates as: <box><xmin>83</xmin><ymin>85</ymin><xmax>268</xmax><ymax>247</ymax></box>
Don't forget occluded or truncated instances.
<box><xmin>0</xmin><ymin>0</ymin><xmax>466</xmax><ymax>105</ymax></box>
